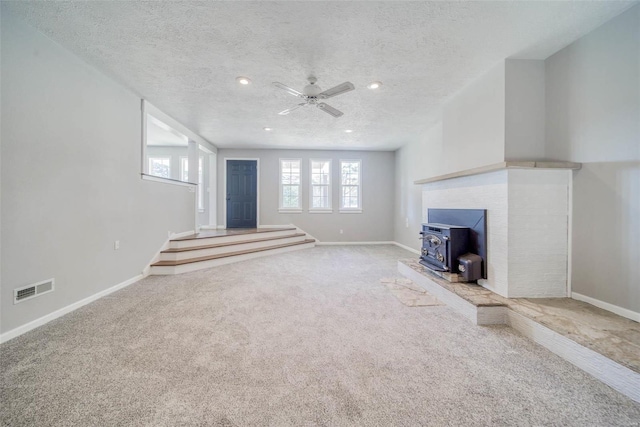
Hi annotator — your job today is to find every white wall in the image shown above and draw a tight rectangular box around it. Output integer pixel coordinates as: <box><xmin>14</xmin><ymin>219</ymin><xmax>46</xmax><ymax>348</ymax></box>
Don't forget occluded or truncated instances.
<box><xmin>393</xmin><ymin>60</ymin><xmax>542</xmax><ymax>252</ymax></box>
<box><xmin>442</xmin><ymin>58</ymin><xmax>547</xmax><ymax>165</ymax></box>
<box><xmin>393</xmin><ymin>124</ymin><xmax>442</xmax><ymax>251</ymax></box>
<box><xmin>393</xmin><ymin>60</ymin><xmax>541</xmax><ymax>252</ymax></box>
<box><xmin>217</xmin><ymin>149</ymin><xmax>395</xmax><ymax>242</ymax></box>
<box><xmin>1</xmin><ymin>12</ymin><xmax>196</xmax><ymax>334</ymax></box>
<box><xmin>545</xmin><ymin>5</ymin><xmax>640</xmax><ymax>312</ymax></box>
<box><xmin>145</xmin><ymin>145</ymin><xmax>212</xmax><ymax>227</ymax></box>
<box><xmin>441</xmin><ymin>62</ymin><xmax>506</xmax><ymax>174</ymax></box>
<box><xmin>505</xmin><ymin>59</ymin><xmax>546</xmax><ymax>160</ymax></box>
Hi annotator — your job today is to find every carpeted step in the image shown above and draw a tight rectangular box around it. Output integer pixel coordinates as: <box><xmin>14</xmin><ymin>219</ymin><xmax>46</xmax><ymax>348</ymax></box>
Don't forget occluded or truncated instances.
<box><xmin>159</xmin><ymin>233</ymin><xmax>308</xmax><ymax>261</ymax></box>
<box><xmin>164</xmin><ymin>233</ymin><xmax>307</xmax><ymax>252</ymax></box>
<box><xmin>169</xmin><ymin>227</ymin><xmax>299</xmax><ymax>249</ymax></box>
<box><xmin>150</xmin><ymin>238</ymin><xmax>316</xmax><ymax>275</ymax></box>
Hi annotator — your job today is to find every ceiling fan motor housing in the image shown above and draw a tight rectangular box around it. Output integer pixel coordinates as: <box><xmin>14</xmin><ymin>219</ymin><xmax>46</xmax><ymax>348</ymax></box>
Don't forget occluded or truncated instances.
<box><xmin>303</xmin><ymin>83</ymin><xmax>322</xmax><ymax>97</ymax></box>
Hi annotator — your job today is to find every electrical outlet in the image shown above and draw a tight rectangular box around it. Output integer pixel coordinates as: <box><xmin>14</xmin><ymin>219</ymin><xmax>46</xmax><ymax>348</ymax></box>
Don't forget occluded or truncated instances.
<box><xmin>405</xmin><ymin>218</ymin><xmax>409</xmax><ymax>228</ymax></box>
<box><xmin>114</xmin><ymin>240</ymin><xmax>120</xmax><ymax>250</ymax></box>
<box><xmin>339</xmin><ymin>229</ymin><xmax>343</xmax><ymax>234</ymax></box>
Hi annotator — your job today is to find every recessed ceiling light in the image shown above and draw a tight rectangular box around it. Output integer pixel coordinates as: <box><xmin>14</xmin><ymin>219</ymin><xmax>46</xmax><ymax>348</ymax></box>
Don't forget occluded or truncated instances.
<box><xmin>344</xmin><ymin>130</ymin><xmax>353</xmax><ymax>133</ymax></box>
<box><xmin>263</xmin><ymin>127</ymin><xmax>272</xmax><ymax>131</ymax></box>
<box><xmin>367</xmin><ymin>81</ymin><xmax>383</xmax><ymax>89</ymax></box>
<box><xmin>236</xmin><ymin>76</ymin><xmax>251</xmax><ymax>85</ymax></box>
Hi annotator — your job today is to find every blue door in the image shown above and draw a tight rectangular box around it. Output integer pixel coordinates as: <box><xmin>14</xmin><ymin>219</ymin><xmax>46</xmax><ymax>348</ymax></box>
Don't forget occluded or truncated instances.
<box><xmin>226</xmin><ymin>160</ymin><xmax>257</xmax><ymax>228</ymax></box>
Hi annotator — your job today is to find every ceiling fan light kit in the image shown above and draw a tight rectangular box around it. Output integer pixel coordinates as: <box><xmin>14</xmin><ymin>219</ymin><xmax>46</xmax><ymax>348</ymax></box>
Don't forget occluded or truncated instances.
<box><xmin>273</xmin><ymin>76</ymin><xmax>355</xmax><ymax>118</ymax></box>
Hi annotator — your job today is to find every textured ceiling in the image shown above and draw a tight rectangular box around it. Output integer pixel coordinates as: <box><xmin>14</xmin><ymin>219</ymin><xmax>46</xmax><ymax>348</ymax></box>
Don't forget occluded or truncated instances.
<box><xmin>4</xmin><ymin>1</ymin><xmax>636</xmax><ymax>151</ymax></box>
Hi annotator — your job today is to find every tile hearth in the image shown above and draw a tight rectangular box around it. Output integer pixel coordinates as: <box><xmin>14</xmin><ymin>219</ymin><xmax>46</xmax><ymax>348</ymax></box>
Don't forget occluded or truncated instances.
<box><xmin>398</xmin><ymin>258</ymin><xmax>640</xmax><ymax>402</ymax></box>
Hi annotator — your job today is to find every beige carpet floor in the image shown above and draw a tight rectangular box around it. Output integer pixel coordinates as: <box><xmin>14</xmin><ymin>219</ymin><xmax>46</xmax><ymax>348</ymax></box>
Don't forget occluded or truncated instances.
<box><xmin>1</xmin><ymin>245</ymin><xmax>639</xmax><ymax>426</ymax></box>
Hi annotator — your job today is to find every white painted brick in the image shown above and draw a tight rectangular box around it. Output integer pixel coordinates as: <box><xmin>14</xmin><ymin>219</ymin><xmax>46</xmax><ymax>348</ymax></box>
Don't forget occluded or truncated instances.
<box><xmin>510</xmin><ymin>186</ymin><xmax>568</xmax><ymax>215</ymax></box>
<box><xmin>421</xmin><ymin>169</ymin><xmax>570</xmax><ymax>299</ymax></box>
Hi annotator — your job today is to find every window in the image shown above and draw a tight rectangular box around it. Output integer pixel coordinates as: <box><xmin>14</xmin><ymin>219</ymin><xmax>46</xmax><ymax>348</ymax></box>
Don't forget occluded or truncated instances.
<box><xmin>144</xmin><ymin>112</ymin><xmax>188</xmax><ymax>183</ymax></box>
<box><xmin>340</xmin><ymin>159</ymin><xmax>362</xmax><ymax>212</ymax></box>
<box><xmin>310</xmin><ymin>159</ymin><xmax>332</xmax><ymax>212</ymax></box>
<box><xmin>148</xmin><ymin>157</ymin><xmax>171</xmax><ymax>179</ymax></box>
<box><xmin>279</xmin><ymin>159</ymin><xmax>302</xmax><ymax>212</ymax></box>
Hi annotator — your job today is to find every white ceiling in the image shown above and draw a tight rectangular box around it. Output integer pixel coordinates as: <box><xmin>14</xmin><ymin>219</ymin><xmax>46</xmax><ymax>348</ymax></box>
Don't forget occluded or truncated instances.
<box><xmin>5</xmin><ymin>1</ymin><xmax>636</xmax><ymax>151</ymax></box>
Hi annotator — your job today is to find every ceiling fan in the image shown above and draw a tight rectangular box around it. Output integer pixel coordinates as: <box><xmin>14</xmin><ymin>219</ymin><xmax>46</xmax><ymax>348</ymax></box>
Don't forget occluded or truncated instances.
<box><xmin>272</xmin><ymin>76</ymin><xmax>355</xmax><ymax>118</ymax></box>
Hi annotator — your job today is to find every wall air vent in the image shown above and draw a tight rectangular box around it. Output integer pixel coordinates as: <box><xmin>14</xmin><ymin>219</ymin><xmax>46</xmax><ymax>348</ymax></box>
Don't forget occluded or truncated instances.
<box><xmin>14</xmin><ymin>279</ymin><xmax>55</xmax><ymax>304</ymax></box>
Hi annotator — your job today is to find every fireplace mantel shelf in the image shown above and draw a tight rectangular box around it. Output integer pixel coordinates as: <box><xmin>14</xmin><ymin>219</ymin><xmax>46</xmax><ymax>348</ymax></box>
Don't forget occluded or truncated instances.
<box><xmin>414</xmin><ymin>161</ymin><xmax>582</xmax><ymax>185</ymax></box>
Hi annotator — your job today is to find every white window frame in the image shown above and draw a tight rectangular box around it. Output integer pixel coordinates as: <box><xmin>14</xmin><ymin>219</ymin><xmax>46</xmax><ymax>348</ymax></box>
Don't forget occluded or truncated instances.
<box><xmin>279</xmin><ymin>158</ymin><xmax>302</xmax><ymax>213</ymax></box>
<box><xmin>141</xmin><ymin>100</ymin><xmax>211</xmax><ymax>190</ymax></box>
<box><xmin>309</xmin><ymin>159</ymin><xmax>332</xmax><ymax>213</ymax></box>
<box><xmin>180</xmin><ymin>156</ymin><xmax>189</xmax><ymax>182</ymax></box>
<box><xmin>339</xmin><ymin>159</ymin><xmax>362</xmax><ymax>213</ymax></box>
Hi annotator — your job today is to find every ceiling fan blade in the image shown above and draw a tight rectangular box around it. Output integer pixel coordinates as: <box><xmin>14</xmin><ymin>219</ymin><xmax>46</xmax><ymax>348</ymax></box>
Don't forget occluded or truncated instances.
<box><xmin>278</xmin><ymin>103</ymin><xmax>307</xmax><ymax>115</ymax></box>
<box><xmin>317</xmin><ymin>103</ymin><xmax>343</xmax><ymax>118</ymax></box>
<box><xmin>273</xmin><ymin>82</ymin><xmax>304</xmax><ymax>98</ymax></box>
<box><xmin>318</xmin><ymin>82</ymin><xmax>355</xmax><ymax>99</ymax></box>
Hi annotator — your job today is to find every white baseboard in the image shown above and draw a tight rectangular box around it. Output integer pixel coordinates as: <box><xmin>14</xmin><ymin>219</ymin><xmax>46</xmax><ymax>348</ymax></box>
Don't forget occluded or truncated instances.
<box><xmin>315</xmin><ymin>241</ymin><xmax>395</xmax><ymax>246</ymax></box>
<box><xmin>393</xmin><ymin>242</ymin><xmax>420</xmax><ymax>255</ymax></box>
<box><xmin>0</xmin><ymin>274</ymin><xmax>144</xmax><ymax>344</ymax></box>
<box><xmin>571</xmin><ymin>292</ymin><xmax>640</xmax><ymax>322</ymax></box>
<box><xmin>303</xmin><ymin>240</ymin><xmax>419</xmax><ymax>254</ymax></box>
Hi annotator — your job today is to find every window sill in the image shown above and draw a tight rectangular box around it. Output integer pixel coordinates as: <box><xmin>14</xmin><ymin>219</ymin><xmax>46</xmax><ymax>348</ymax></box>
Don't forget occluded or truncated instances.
<box><xmin>339</xmin><ymin>209</ymin><xmax>363</xmax><ymax>214</ymax></box>
<box><xmin>309</xmin><ymin>209</ymin><xmax>333</xmax><ymax>214</ymax></box>
<box><xmin>141</xmin><ymin>173</ymin><xmax>196</xmax><ymax>187</ymax></box>
<box><xmin>278</xmin><ymin>209</ymin><xmax>303</xmax><ymax>214</ymax></box>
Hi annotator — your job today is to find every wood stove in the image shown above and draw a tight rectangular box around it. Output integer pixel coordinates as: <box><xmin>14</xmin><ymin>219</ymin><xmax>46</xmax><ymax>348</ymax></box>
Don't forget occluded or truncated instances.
<box><xmin>419</xmin><ymin>208</ymin><xmax>488</xmax><ymax>281</ymax></box>
<box><xmin>419</xmin><ymin>223</ymin><xmax>470</xmax><ymax>273</ymax></box>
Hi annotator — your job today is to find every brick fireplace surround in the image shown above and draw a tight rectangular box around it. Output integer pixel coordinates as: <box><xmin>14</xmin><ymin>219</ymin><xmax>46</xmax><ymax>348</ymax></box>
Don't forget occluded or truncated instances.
<box><xmin>417</xmin><ymin>161</ymin><xmax>578</xmax><ymax>298</ymax></box>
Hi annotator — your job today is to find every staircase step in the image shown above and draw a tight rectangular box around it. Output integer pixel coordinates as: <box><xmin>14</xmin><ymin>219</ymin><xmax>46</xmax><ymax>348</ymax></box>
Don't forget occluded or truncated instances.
<box><xmin>150</xmin><ymin>239</ymin><xmax>316</xmax><ymax>275</ymax></box>
<box><xmin>159</xmin><ymin>233</ymin><xmax>308</xmax><ymax>261</ymax></box>
<box><xmin>165</xmin><ymin>233</ymin><xmax>307</xmax><ymax>252</ymax></box>
<box><xmin>170</xmin><ymin>227</ymin><xmax>298</xmax><ymax>249</ymax></box>
<box><xmin>155</xmin><ymin>238</ymin><xmax>316</xmax><ymax>266</ymax></box>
